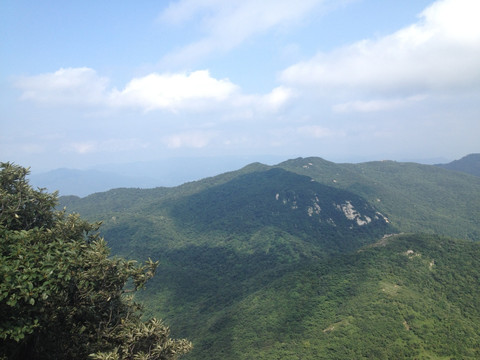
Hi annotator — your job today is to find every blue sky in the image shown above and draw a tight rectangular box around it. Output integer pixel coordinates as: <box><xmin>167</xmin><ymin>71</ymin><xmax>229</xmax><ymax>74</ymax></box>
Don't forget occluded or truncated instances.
<box><xmin>1</xmin><ymin>0</ymin><xmax>479</xmax><ymax>171</ymax></box>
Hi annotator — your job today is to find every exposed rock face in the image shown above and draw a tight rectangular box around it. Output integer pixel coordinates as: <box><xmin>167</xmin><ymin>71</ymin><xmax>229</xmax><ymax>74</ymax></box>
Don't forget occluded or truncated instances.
<box><xmin>335</xmin><ymin>201</ymin><xmax>372</xmax><ymax>226</ymax></box>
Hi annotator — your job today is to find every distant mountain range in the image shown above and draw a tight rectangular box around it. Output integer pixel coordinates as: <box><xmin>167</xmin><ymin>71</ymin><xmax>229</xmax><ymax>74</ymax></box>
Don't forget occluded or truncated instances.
<box><xmin>29</xmin><ymin>155</ymin><xmax>286</xmax><ymax>197</ymax></box>
<box><xmin>31</xmin><ymin>154</ymin><xmax>480</xmax><ymax>197</ymax></box>
<box><xmin>58</xmin><ymin>155</ymin><xmax>480</xmax><ymax>359</ymax></box>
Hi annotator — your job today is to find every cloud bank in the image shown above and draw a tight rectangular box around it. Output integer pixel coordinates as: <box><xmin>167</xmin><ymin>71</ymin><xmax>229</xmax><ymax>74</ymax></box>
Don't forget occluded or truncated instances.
<box><xmin>15</xmin><ymin>68</ymin><xmax>293</xmax><ymax>113</ymax></box>
<box><xmin>281</xmin><ymin>0</ymin><xmax>480</xmax><ymax>97</ymax></box>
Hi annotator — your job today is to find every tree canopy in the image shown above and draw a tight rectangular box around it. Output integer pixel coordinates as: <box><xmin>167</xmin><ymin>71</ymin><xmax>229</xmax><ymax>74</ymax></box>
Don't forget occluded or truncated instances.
<box><xmin>0</xmin><ymin>162</ymin><xmax>191</xmax><ymax>360</ymax></box>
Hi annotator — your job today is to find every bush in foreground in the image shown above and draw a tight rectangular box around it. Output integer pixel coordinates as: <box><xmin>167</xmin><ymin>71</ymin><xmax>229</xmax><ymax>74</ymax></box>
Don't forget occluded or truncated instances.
<box><xmin>0</xmin><ymin>162</ymin><xmax>191</xmax><ymax>360</ymax></box>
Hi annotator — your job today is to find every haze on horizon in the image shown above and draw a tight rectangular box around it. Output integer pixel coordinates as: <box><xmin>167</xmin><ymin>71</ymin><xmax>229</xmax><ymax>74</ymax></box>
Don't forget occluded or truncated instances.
<box><xmin>1</xmin><ymin>0</ymin><xmax>479</xmax><ymax>172</ymax></box>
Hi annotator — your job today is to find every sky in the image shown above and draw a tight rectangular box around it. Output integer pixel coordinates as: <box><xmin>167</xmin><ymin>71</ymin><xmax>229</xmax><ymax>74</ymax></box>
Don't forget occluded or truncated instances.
<box><xmin>1</xmin><ymin>0</ymin><xmax>479</xmax><ymax>172</ymax></box>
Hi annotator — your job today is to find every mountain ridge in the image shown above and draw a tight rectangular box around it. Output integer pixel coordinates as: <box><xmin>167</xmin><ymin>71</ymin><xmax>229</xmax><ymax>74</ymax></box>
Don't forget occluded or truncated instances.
<box><xmin>32</xmin><ymin>154</ymin><xmax>480</xmax><ymax>197</ymax></box>
<box><xmin>59</xmin><ymin>156</ymin><xmax>480</xmax><ymax>242</ymax></box>
<box><xmin>435</xmin><ymin>153</ymin><xmax>480</xmax><ymax>177</ymax></box>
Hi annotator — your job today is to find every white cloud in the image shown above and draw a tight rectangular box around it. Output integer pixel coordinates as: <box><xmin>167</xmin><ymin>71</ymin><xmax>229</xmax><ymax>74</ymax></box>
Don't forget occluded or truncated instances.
<box><xmin>15</xmin><ymin>68</ymin><xmax>109</xmax><ymax>106</ymax></box>
<box><xmin>15</xmin><ymin>68</ymin><xmax>293</xmax><ymax>114</ymax></box>
<box><xmin>281</xmin><ymin>0</ymin><xmax>480</xmax><ymax>95</ymax></box>
<box><xmin>158</xmin><ymin>0</ymin><xmax>325</xmax><ymax>63</ymax></box>
<box><xmin>231</xmin><ymin>86</ymin><xmax>295</xmax><ymax>113</ymax></box>
<box><xmin>110</xmin><ymin>70</ymin><xmax>238</xmax><ymax>111</ymax></box>
<box><xmin>264</xmin><ymin>86</ymin><xmax>295</xmax><ymax>110</ymax></box>
<box><xmin>422</xmin><ymin>0</ymin><xmax>480</xmax><ymax>44</ymax></box>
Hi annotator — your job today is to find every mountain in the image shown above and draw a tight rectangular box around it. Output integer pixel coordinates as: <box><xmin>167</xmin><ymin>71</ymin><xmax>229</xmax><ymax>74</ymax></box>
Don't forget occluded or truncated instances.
<box><xmin>60</xmin><ymin>164</ymin><xmax>394</xmax><ymax>260</ymax></box>
<box><xmin>435</xmin><ymin>153</ymin><xmax>480</xmax><ymax>177</ymax></box>
<box><xmin>30</xmin><ymin>155</ymin><xmax>286</xmax><ymax>197</ymax></box>
<box><xmin>60</xmin><ymin>157</ymin><xmax>480</xmax><ymax>242</ymax></box>
<box><xmin>165</xmin><ymin>168</ymin><xmax>392</xmax><ymax>253</ymax></box>
<box><xmin>57</xmin><ymin>156</ymin><xmax>480</xmax><ymax>359</ymax></box>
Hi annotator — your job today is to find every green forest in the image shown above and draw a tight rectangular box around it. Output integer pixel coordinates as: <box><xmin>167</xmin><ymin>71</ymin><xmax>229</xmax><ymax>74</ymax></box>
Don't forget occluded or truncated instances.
<box><xmin>2</xmin><ymin>156</ymin><xmax>480</xmax><ymax>359</ymax></box>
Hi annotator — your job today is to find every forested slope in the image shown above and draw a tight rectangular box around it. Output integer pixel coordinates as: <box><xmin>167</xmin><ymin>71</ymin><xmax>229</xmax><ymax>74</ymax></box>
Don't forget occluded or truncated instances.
<box><xmin>278</xmin><ymin>157</ymin><xmax>480</xmax><ymax>240</ymax></box>
<box><xmin>165</xmin><ymin>234</ymin><xmax>480</xmax><ymax>360</ymax></box>
<box><xmin>58</xmin><ymin>157</ymin><xmax>480</xmax><ymax>359</ymax></box>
